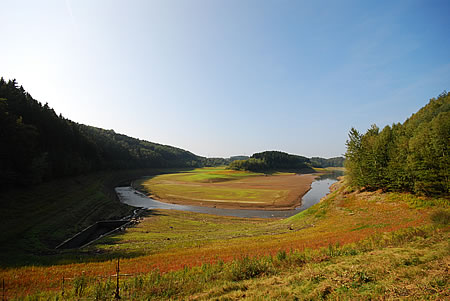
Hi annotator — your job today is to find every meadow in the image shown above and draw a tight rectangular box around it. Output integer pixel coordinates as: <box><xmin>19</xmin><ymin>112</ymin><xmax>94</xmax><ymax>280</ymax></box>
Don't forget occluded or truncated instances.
<box><xmin>136</xmin><ymin>167</ymin><xmax>317</xmax><ymax>209</ymax></box>
<box><xmin>1</xmin><ymin>178</ymin><xmax>448</xmax><ymax>299</ymax></box>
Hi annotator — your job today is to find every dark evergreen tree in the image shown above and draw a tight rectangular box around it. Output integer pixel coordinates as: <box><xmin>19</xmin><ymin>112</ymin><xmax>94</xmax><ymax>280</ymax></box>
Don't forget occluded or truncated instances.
<box><xmin>0</xmin><ymin>78</ymin><xmax>205</xmax><ymax>190</ymax></box>
<box><xmin>229</xmin><ymin>151</ymin><xmax>312</xmax><ymax>172</ymax></box>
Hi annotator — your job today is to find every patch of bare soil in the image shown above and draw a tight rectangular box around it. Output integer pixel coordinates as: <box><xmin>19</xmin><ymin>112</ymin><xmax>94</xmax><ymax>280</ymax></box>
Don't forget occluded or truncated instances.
<box><xmin>150</xmin><ymin>173</ymin><xmax>317</xmax><ymax>210</ymax></box>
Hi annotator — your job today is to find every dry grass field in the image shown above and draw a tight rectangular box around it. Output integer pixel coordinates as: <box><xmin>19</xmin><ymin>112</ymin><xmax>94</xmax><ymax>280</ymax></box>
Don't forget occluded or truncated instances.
<box><xmin>1</xmin><ymin>178</ymin><xmax>447</xmax><ymax>299</ymax></box>
<box><xmin>137</xmin><ymin>167</ymin><xmax>317</xmax><ymax>209</ymax></box>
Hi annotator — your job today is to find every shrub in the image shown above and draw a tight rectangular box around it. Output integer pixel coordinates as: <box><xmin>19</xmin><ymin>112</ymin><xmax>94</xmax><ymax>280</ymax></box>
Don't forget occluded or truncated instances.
<box><xmin>229</xmin><ymin>256</ymin><xmax>272</xmax><ymax>281</ymax></box>
<box><xmin>431</xmin><ymin>209</ymin><xmax>450</xmax><ymax>225</ymax></box>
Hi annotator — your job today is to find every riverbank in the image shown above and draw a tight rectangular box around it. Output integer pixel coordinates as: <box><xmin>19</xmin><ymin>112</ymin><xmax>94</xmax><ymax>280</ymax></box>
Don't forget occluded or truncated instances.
<box><xmin>136</xmin><ymin>167</ymin><xmax>318</xmax><ymax>210</ymax></box>
<box><xmin>0</xmin><ymin>168</ymin><xmax>192</xmax><ymax>267</ymax></box>
<box><xmin>2</xmin><ymin>179</ymin><xmax>445</xmax><ymax>299</ymax></box>
<box><xmin>117</xmin><ymin>171</ymin><xmax>340</xmax><ymax>218</ymax></box>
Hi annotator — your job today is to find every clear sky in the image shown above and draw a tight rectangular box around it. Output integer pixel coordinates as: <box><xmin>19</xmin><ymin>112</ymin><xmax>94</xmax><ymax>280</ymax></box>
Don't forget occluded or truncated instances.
<box><xmin>1</xmin><ymin>0</ymin><xmax>449</xmax><ymax>158</ymax></box>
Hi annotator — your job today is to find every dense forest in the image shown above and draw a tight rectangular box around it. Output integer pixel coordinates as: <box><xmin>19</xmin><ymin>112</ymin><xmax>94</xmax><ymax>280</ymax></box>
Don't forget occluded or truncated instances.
<box><xmin>229</xmin><ymin>151</ymin><xmax>313</xmax><ymax>172</ymax></box>
<box><xmin>345</xmin><ymin>92</ymin><xmax>449</xmax><ymax>196</ymax></box>
<box><xmin>310</xmin><ymin>156</ymin><xmax>345</xmax><ymax>168</ymax></box>
<box><xmin>0</xmin><ymin>78</ymin><xmax>203</xmax><ymax>189</ymax></box>
<box><xmin>1</xmin><ymin>78</ymin><xmax>346</xmax><ymax>190</ymax></box>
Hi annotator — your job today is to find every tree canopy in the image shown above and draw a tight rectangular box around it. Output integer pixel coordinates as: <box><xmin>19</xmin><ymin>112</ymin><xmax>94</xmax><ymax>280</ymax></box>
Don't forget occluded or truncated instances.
<box><xmin>229</xmin><ymin>151</ymin><xmax>313</xmax><ymax>172</ymax></box>
<box><xmin>310</xmin><ymin>156</ymin><xmax>345</xmax><ymax>168</ymax></box>
<box><xmin>0</xmin><ymin>78</ymin><xmax>203</xmax><ymax>189</ymax></box>
<box><xmin>344</xmin><ymin>91</ymin><xmax>450</xmax><ymax>196</ymax></box>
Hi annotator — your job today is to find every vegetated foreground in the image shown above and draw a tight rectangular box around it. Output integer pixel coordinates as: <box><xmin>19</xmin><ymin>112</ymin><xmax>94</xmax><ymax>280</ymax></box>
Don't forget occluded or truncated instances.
<box><xmin>1</xmin><ymin>179</ymin><xmax>448</xmax><ymax>299</ymax></box>
<box><xmin>136</xmin><ymin>167</ymin><xmax>317</xmax><ymax>210</ymax></box>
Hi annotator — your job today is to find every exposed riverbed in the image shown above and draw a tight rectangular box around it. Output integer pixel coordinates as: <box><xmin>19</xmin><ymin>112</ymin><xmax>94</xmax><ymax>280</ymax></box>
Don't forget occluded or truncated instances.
<box><xmin>116</xmin><ymin>172</ymin><xmax>342</xmax><ymax>218</ymax></box>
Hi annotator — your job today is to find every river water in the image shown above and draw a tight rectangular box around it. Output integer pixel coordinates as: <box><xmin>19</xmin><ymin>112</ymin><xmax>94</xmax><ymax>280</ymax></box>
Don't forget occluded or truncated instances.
<box><xmin>115</xmin><ymin>171</ymin><xmax>342</xmax><ymax>218</ymax></box>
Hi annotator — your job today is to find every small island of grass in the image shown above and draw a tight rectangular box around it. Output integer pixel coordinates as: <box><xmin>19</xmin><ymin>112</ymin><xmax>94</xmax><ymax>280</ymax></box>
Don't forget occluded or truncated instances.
<box><xmin>136</xmin><ymin>166</ymin><xmax>318</xmax><ymax>210</ymax></box>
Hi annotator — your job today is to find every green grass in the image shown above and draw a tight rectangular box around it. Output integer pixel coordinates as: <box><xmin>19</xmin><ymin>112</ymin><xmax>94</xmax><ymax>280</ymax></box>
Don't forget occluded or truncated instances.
<box><xmin>0</xmin><ymin>168</ymin><xmax>185</xmax><ymax>267</ymax></box>
<box><xmin>0</xmin><ymin>166</ymin><xmax>308</xmax><ymax>268</ymax></box>
<box><xmin>313</xmin><ymin>167</ymin><xmax>346</xmax><ymax>172</ymax></box>
<box><xmin>1</xmin><ymin>176</ymin><xmax>447</xmax><ymax>299</ymax></box>
<box><xmin>431</xmin><ymin>209</ymin><xmax>450</xmax><ymax>225</ymax></box>
<box><xmin>385</xmin><ymin>192</ymin><xmax>450</xmax><ymax>209</ymax></box>
<box><xmin>146</xmin><ymin>183</ymin><xmax>288</xmax><ymax>202</ymax></box>
<box><xmin>145</xmin><ymin>167</ymin><xmax>262</xmax><ymax>183</ymax></box>
<box><xmin>18</xmin><ymin>225</ymin><xmax>449</xmax><ymax>300</ymax></box>
<box><xmin>137</xmin><ymin>167</ymin><xmax>301</xmax><ymax>206</ymax></box>
<box><xmin>89</xmin><ymin>210</ymin><xmax>289</xmax><ymax>257</ymax></box>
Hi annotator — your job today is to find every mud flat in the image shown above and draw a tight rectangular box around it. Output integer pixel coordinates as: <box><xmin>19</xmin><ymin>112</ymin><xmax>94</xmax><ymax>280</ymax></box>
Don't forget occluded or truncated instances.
<box><xmin>117</xmin><ymin>172</ymin><xmax>341</xmax><ymax>218</ymax></box>
<box><xmin>139</xmin><ymin>171</ymin><xmax>318</xmax><ymax>210</ymax></box>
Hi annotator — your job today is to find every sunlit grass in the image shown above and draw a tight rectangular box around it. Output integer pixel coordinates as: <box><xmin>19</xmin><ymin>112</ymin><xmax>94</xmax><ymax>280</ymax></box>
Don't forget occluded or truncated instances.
<box><xmin>138</xmin><ymin>167</ymin><xmax>297</xmax><ymax>205</ymax></box>
<box><xmin>8</xmin><ymin>225</ymin><xmax>448</xmax><ymax>300</ymax></box>
<box><xmin>1</xmin><ymin>179</ymin><xmax>442</xmax><ymax>298</ymax></box>
<box><xmin>155</xmin><ymin>167</ymin><xmax>262</xmax><ymax>183</ymax></box>
<box><xmin>146</xmin><ymin>183</ymin><xmax>288</xmax><ymax>203</ymax></box>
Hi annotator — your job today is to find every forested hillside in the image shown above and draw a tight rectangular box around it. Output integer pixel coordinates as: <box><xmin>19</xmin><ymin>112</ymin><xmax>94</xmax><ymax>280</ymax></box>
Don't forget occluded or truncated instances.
<box><xmin>345</xmin><ymin>92</ymin><xmax>449</xmax><ymax>196</ymax></box>
<box><xmin>0</xmin><ymin>78</ymin><xmax>202</xmax><ymax>189</ymax></box>
<box><xmin>310</xmin><ymin>156</ymin><xmax>345</xmax><ymax>168</ymax></box>
<box><xmin>201</xmin><ymin>156</ymin><xmax>250</xmax><ymax>167</ymax></box>
<box><xmin>229</xmin><ymin>151</ymin><xmax>313</xmax><ymax>172</ymax></box>
<box><xmin>79</xmin><ymin>125</ymin><xmax>200</xmax><ymax>169</ymax></box>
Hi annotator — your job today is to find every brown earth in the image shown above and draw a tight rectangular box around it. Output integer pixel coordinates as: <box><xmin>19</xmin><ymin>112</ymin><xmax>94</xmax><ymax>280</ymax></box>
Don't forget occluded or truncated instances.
<box><xmin>145</xmin><ymin>173</ymin><xmax>318</xmax><ymax>210</ymax></box>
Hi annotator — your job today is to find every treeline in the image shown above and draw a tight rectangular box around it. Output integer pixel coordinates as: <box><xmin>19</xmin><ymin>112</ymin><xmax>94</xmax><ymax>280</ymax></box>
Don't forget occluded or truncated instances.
<box><xmin>79</xmin><ymin>126</ymin><xmax>200</xmax><ymax>169</ymax></box>
<box><xmin>0</xmin><ymin>78</ymin><xmax>203</xmax><ymax>189</ymax></box>
<box><xmin>229</xmin><ymin>151</ymin><xmax>313</xmax><ymax>172</ymax></box>
<box><xmin>202</xmin><ymin>156</ymin><xmax>250</xmax><ymax>167</ymax></box>
<box><xmin>345</xmin><ymin>92</ymin><xmax>449</xmax><ymax>196</ymax></box>
<box><xmin>310</xmin><ymin>156</ymin><xmax>345</xmax><ymax>168</ymax></box>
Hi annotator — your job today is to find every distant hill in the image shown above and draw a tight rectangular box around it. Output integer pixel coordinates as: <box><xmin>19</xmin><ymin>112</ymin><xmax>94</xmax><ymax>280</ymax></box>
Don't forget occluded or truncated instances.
<box><xmin>229</xmin><ymin>151</ymin><xmax>313</xmax><ymax>172</ymax></box>
<box><xmin>310</xmin><ymin>156</ymin><xmax>345</xmax><ymax>168</ymax></box>
<box><xmin>201</xmin><ymin>156</ymin><xmax>250</xmax><ymax>167</ymax></box>
<box><xmin>0</xmin><ymin>78</ymin><xmax>203</xmax><ymax>189</ymax></box>
<box><xmin>229</xmin><ymin>155</ymin><xmax>249</xmax><ymax>161</ymax></box>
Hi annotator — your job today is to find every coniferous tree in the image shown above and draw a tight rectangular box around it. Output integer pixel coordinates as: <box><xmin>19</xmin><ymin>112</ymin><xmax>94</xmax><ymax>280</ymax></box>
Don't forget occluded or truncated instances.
<box><xmin>345</xmin><ymin>92</ymin><xmax>449</xmax><ymax>196</ymax></box>
<box><xmin>0</xmin><ymin>78</ymin><xmax>204</xmax><ymax>190</ymax></box>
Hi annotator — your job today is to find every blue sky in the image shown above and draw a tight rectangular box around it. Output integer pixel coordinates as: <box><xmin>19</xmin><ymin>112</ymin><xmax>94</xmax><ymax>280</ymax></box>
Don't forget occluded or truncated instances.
<box><xmin>1</xmin><ymin>0</ymin><xmax>449</xmax><ymax>158</ymax></box>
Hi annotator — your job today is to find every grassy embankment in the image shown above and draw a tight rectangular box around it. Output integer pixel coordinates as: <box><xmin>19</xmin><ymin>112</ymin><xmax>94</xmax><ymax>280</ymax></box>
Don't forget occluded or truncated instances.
<box><xmin>0</xmin><ymin>168</ymin><xmax>195</xmax><ymax>267</ymax></box>
<box><xmin>1</xmin><ymin>177</ymin><xmax>448</xmax><ymax>299</ymax></box>
<box><xmin>136</xmin><ymin>167</ymin><xmax>317</xmax><ymax>209</ymax></box>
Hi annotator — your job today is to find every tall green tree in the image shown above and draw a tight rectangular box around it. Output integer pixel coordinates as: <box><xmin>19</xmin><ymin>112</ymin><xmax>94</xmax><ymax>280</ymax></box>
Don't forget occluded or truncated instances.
<box><xmin>345</xmin><ymin>127</ymin><xmax>364</xmax><ymax>187</ymax></box>
<box><xmin>345</xmin><ymin>92</ymin><xmax>449</xmax><ymax>196</ymax></box>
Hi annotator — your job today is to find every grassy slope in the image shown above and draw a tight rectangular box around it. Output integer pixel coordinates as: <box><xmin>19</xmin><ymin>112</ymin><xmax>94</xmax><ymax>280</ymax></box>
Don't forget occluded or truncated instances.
<box><xmin>2</xmin><ymin>179</ymin><xmax>448</xmax><ymax>299</ymax></box>
<box><xmin>0</xmin><ymin>168</ymin><xmax>193</xmax><ymax>267</ymax></box>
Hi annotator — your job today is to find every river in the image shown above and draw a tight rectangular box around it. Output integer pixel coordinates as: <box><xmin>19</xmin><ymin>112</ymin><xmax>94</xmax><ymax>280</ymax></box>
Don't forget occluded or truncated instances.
<box><xmin>115</xmin><ymin>171</ymin><xmax>342</xmax><ymax>218</ymax></box>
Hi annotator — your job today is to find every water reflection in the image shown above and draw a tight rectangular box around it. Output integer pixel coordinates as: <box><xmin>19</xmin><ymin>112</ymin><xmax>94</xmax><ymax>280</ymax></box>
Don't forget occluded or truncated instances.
<box><xmin>296</xmin><ymin>170</ymin><xmax>343</xmax><ymax>211</ymax></box>
<box><xmin>317</xmin><ymin>170</ymin><xmax>344</xmax><ymax>180</ymax></box>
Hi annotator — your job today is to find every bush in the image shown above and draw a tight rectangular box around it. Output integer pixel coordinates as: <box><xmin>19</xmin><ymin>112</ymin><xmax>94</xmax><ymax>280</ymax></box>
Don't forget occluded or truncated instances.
<box><xmin>431</xmin><ymin>209</ymin><xmax>450</xmax><ymax>225</ymax></box>
<box><xmin>229</xmin><ymin>256</ymin><xmax>272</xmax><ymax>281</ymax></box>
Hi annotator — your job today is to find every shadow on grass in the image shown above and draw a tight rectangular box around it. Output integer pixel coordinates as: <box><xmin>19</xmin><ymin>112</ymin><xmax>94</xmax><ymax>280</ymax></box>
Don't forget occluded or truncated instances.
<box><xmin>129</xmin><ymin>167</ymin><xmax>199</xmax><ymax>191</ymax></box>
<box><xmin>0</xmin><ymin>210</ymin><xmax>168</xmax><ymax>268</ymax></box>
